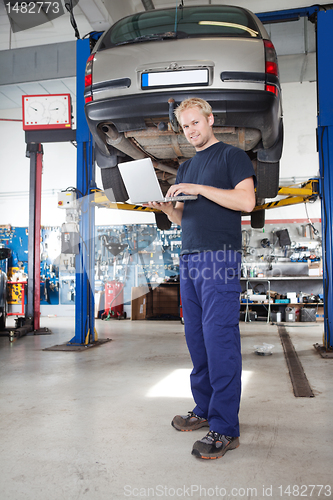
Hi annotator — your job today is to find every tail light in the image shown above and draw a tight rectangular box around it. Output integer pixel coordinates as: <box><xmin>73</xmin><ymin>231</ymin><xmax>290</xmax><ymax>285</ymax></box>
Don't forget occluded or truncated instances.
<box><xmin>264</xmin><ymin>40</ymin><xmax>279</xmax><ymax>96</ymax></box>
<box><xmin>84</xmin><ymin>54</ymin><xmax>94</xmax><ymax>103</ymax></box>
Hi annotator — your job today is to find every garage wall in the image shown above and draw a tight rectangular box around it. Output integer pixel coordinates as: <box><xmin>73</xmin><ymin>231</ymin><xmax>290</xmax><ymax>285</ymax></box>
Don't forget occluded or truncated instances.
<box><xmin>0</xmin><ymin>79</ymin><xmax>321</xmax><ymax>227</ymax></box>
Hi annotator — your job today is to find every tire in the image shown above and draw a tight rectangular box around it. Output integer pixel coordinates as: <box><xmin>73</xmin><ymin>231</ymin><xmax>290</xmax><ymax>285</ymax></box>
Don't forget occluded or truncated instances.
<box><xmin>155</xmin><ymin>212</ymin><xmax>172</xmax><ymax>230</ymax></box>
<box><xmin>256</xmin><ymin>161</ymin><xmax>279</xmax><ymax>199</ymax></box>
<box><xmin>251</xmin><ymin>209</ymin><xmax>265</xmax><ymax>229</ymax></box>
<box><xmin>101</xmin><ymin>166</ymin><xmax>128</xmax><ymax>202</ymax></box>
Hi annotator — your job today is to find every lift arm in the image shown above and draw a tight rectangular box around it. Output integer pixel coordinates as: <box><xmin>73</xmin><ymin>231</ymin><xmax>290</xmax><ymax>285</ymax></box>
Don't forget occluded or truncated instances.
<box><xmin>251</xmin><ymin>178</ymin><xmax>319</xmax><ymax>213</ymax></box>
<box><xmin>93</xmin><ymin>178</ymin><xmax>320</xmax><ymax>214</ymax></box>
<box><xmin>92</xmin><ymin>191</ymin><xmax>159</xmax><ymax>212</ymax></box>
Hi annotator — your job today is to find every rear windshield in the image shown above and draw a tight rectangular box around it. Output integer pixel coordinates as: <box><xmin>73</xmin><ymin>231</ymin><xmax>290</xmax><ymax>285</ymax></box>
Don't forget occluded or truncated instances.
<box><xmin>98</xmin><ymin>5</ymin><xmax>261</xmax><ymax>49</ymax></box>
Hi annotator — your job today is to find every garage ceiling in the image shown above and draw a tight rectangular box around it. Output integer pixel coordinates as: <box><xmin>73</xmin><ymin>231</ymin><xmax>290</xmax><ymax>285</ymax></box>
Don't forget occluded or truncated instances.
<box><xmin>0</xmin><ymin>0</ymin><xmax>325</xmax><ymax>111</ymax></box>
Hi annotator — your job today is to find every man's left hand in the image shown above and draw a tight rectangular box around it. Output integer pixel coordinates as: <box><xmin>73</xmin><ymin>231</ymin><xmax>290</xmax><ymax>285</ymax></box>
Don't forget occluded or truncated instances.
<box><xmin>166</xmin><ymin>183</ymin><xmax>202</xmax><ymax>197</ymax></box>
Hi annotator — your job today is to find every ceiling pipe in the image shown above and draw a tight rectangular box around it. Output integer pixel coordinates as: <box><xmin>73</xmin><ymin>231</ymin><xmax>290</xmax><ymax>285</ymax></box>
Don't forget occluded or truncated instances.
<box><xmin>141</xmin><ymin>0</ymin><xmax>155</xmax><ymax>10</ymax></box>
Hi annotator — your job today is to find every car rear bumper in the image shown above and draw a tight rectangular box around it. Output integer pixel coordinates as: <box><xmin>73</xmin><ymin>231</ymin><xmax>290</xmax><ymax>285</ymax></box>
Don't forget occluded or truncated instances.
<box><xmin>85</xmin><ymin>89</ymin><xmax>282</xmax><ymax>156</ymax></box>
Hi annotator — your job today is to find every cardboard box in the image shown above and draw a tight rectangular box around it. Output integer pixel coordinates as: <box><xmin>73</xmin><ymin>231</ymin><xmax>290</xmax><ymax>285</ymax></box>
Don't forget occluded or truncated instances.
<box><xmin>131</xmin><ymin>285</ymin><xmax>179</xmax><ymax>319</ymax></box>
<box><xmin>152</xmin><ymin>285</ymin><xmax>179</xmax><ymax>317</ymax></box>
<box><xmin>153</xmin><ymin>286</ymin><xmax>178</xmax><ymax>300</ymax></box>
<box><xmin>131</xmin><ymin>286</ymin><xmax>153</xmax><ymax>320</ymax></box>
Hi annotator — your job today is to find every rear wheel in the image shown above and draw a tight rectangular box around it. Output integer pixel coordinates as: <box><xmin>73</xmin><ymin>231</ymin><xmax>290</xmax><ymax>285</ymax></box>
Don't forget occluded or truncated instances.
<box><xmin>155</xmin><ymin>212</ymin><xmax>172</xmax><ymax>230</ymax></box>
<box><xmin>251</xmin><ymin>209</ymin><xmax>265</xmax><ymax>228</ymax></box>
<box><xmin>101</xmin><ymin>166</ymin><xmax>128</xmax><ymax>202</ymax></box>
<box><xmin>256</xmin><ymin>161</ymin><xmax>279</xmax><ymax>199</ymax></box>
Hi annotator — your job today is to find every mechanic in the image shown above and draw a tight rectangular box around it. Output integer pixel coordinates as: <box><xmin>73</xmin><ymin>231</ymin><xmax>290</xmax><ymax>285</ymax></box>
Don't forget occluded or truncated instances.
<box><xmin>147</xmin><ymin>97</ymin><xmax>256</xmax><ymax>460</ymax></box>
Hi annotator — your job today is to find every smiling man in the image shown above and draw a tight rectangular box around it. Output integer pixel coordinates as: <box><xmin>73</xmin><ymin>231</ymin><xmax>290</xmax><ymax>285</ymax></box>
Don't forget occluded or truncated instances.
<box><xmin>148</xmin><ymin>97</ymin><xmax>256</xmax><ymax>460</ymax></box>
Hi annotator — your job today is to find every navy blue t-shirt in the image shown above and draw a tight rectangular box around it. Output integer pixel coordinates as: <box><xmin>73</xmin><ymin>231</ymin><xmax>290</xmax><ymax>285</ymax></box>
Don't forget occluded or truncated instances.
<box><xmin>176</xmin><ymin>142</ymin><xmax>256</xmax><ymax>253</ymax></box>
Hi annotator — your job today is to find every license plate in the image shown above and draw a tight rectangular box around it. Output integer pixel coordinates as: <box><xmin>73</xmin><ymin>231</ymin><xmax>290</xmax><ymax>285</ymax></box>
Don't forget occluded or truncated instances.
<box><xmin>141</xmin><ymin>69</ymin><xmax>209</xmax><ymax>89</ymax></box>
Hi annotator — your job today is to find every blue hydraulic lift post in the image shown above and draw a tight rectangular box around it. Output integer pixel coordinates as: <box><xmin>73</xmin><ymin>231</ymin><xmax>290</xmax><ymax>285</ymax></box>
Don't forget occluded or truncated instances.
<box><xmin>317</xmin><ymin>9</ymin><xmax>333</xmax><ymax>350</ymax></box>
<box><xmin>257</xmin><ymin>5</ymin><xmax>332</xmax><ymax>349</ymax></box>
<box><xmin>68</xmin><ymin>38</ymin><xmax>95</xmax><ymax>345</ymax></box>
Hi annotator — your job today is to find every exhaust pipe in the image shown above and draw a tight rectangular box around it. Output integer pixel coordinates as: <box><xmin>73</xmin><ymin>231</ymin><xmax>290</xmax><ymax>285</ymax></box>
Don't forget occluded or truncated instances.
<box><xmin>101</xmin><ymin>124</ymin><xmax>178</xmax><ymax>176</ymax></box>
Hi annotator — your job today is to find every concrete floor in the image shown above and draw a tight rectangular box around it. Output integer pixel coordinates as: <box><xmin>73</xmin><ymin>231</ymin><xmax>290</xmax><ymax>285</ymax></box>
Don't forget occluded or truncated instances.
<box><xmin>0</xmin><ymin>317</ymin><xmax>332</xmax><ymax>500</ymax></box>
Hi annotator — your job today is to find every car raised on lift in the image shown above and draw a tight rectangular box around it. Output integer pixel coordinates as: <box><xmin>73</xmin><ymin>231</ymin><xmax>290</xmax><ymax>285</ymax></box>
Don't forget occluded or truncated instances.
<box><xmin>84</xmin><ymin>4</ymin><xmax>283</xmax><ymax>227</ymax></box>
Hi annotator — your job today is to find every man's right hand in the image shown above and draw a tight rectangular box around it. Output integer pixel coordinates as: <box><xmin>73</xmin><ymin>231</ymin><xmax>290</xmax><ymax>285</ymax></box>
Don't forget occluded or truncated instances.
<box><xmin>144</xmin><ymin>201</ymin><xmax>183</xmax><ymax>226</ymax></box>
<box><xmin>144</xmin><ymin>200</ymin><xmax>173</xmax><ymax>212</ymax></box>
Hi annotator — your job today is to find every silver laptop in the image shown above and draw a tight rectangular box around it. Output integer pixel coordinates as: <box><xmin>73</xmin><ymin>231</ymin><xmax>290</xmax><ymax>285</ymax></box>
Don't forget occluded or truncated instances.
<box><xmin>118</xmin><ymin>158</ymin><xmax>198</xmax><ymax>204</ymax></box>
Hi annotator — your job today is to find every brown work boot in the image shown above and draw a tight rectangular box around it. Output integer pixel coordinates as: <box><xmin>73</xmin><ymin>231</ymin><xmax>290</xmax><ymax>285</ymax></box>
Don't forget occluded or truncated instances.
<box><xmin>192</xmin><ymin>430</ymin><xmax>240</xmax><ymax>459</ymax></box>
<box><xmin>172</xmin><ymin>411</ymin><xmax>209</xmax><ymax>431</ymax></box>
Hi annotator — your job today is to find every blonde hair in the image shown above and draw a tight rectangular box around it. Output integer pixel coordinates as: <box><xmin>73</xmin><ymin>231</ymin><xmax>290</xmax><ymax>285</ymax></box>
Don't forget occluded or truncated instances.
<box><xmin>174</xmin><ymin>97</ymin><xmax>212</xmax><ymax>125</ymax></box>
